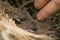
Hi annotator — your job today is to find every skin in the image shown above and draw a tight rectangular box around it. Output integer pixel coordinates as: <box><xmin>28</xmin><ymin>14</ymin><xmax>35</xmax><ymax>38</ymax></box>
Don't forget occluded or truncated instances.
<box><xmin>34</xmin><ymin>0</ymin><xmax>60</xmax><ymax>21</ymax></box>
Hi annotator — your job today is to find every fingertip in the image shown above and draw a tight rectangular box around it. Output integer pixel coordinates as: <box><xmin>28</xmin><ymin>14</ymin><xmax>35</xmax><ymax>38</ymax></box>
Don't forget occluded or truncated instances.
<box><xmin>34</xmin><ymin>0</ymin><xmax>41</xmax><ymax>9</ymax></box>
<box><xmin>34</xmin><ymin>0</ymin><xmax>50</xmax><ymax>9</ymax></box>
<box><xmin>36</xmin><ymin>11</ymin><xmax>49</xmax><ymax>21</ymax></box>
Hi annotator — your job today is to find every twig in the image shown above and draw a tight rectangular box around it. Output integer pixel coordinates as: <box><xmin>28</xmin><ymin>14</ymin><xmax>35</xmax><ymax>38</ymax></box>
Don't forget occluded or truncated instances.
<box><xmin>19</xmin><ymin>0</ymin><xmax>34</xmax><ymax>9</ymax></box>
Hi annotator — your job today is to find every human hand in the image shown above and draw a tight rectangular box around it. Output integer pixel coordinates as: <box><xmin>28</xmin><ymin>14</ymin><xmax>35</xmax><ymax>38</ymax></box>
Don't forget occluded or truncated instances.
<box><xmin>34</xmin><ymin>0</ymin><xmax>60</xmax><ymax>21</ymax></box>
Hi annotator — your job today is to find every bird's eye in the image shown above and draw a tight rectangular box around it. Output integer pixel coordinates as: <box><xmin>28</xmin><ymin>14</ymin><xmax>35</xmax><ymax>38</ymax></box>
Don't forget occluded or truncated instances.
<box><xmin>20</xmin><ymin>18</ymin><xmax>26</xmax><ymax>23</ymax></box>
<box><xmin>13</xmin><ymin>18</ymin><xmax>21</xmax><ymax>24</ymax></box>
